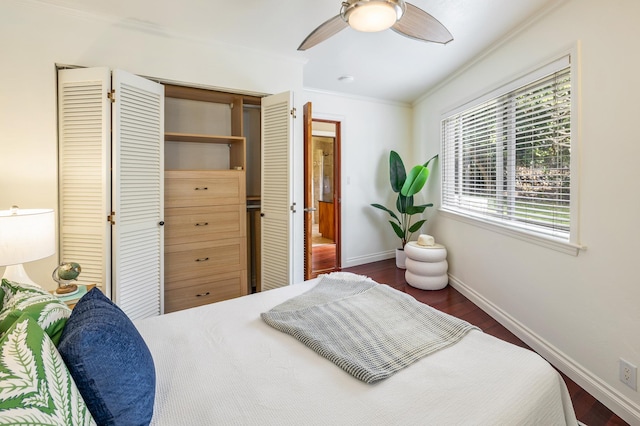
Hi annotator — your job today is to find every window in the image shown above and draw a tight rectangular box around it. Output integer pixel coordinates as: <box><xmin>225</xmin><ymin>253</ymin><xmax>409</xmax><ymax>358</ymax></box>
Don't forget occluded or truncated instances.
<box><xmin>441</xmin><ymin>56</ymin><xmax>578</xmax><ymax>250</ymax></box>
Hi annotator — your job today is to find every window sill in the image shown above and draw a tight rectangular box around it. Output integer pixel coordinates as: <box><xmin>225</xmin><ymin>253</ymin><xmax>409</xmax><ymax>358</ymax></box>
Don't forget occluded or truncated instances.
<box><xmin>438</xmin><ymin>208</ymin><xmax>585</xmax><ymax>256</ymax></box>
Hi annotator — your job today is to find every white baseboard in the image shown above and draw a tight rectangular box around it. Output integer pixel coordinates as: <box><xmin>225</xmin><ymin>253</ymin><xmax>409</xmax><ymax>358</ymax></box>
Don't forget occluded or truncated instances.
<box><xmin>448</xmin><ymin>273</ymin><xmax>640</xmax><ymax>426</ymax></box>
<box><xmin>343</xmin><ymin>251</ymin><xmax>394</xmax><ymax>268</ymax></box>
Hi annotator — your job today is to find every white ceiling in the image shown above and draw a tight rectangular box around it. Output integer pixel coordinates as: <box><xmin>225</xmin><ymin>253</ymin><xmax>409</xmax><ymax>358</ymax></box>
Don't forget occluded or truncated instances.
<box><xmin>34</xmin><ymin>0</ymin><xmax>560</xmax><ymax>103</ymax></box>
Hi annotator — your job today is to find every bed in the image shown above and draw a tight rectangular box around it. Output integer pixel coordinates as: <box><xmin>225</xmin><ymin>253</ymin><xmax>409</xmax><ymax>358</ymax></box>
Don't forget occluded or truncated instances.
<box><xmin>135</xmin><ymin>272</ymin><xmax>577</xmax><ymax>425</ymax></box>
<box><xmin>0</xmin><ymin>273</ymin><xmax>577</xmax><ymax>425</ymax></box>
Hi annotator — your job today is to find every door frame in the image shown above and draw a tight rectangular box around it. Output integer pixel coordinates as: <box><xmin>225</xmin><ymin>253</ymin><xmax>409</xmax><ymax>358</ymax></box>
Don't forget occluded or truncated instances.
<box><xmin>303</xmin><ymin>102</ymin><xmax>342</xmax><ymax>279</ymax></box>
<box><xmin>303</xmin><ymin>103</ymin><xmax>313</xmax><ymax>279</ymax></box>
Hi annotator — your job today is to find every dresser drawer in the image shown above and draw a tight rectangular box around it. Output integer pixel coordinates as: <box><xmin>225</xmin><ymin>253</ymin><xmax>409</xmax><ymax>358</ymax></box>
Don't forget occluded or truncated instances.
<box><xmin>165</xmin><ymin>170</ymin><xmax>246</xmax><ymax>208</ymax></box>
<box><xmin>165</xmin><ymin>238</ymin><xmax>247</xmax><ymax>283</ymax></box>
<box><xmin>164</xmin><ymin>205</ymin><xmax>246</xmax><ymax>245</ymax></box>
<box><xmin>164</xmin><ymin>270</ymin><xmax>247</xmax><ymax>313</ymax></box>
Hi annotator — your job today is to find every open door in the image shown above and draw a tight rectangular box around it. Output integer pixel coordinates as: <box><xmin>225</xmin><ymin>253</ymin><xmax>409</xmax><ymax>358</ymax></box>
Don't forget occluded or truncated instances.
<box><xmin>261</xmin><ymin>92</ymin><xmax>294</xmax><ymax>290</ymax></box>
<box><xmin>58</xmin><ymin>67</ymin><xmax>112</xmax><ymax>293</ymax></box>
<box><xmin>58</xmin><ymin>68</ymin><xmax>164</xmax><ymax>319</ymax></box>
<box><xmin>111</xmin><ymin>70</ymin><xmax>165</xmax><ymax>319</ymax></box>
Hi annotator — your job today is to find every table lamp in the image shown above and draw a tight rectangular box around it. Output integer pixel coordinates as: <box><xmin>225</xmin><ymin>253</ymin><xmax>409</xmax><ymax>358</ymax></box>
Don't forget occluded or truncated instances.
<box><xmin>0</xmin><ymin>206</ymin><xmax>55</xmax><ymax>287</ymax></box>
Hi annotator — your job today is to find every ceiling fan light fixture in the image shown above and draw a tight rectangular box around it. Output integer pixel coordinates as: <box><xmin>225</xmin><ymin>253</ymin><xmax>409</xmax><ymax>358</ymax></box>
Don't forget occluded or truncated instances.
<box><xmin>341</xmin><ymin>0</ymin><xmax>405</xmax><ymax>33</ymax></box>
<box><xmin>297</xmin><ymin>0</ymin><xmax>452</xmax><ymax>51</ymax></box>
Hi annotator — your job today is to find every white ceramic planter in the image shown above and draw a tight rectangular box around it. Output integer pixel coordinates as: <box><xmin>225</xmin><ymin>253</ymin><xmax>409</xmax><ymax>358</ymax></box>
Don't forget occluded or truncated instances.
<box><xmin>395</xmin><ymin>248</ymin><xmax>406</xmax><ymax>269</ymax></box>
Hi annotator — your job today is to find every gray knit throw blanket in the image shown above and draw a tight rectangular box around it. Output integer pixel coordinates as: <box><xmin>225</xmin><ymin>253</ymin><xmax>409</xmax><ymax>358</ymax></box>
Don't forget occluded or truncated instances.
<box><xmin>261</xmin><ymin>273</ymin><xmax>478</xmax><ymax>384</ymax></box>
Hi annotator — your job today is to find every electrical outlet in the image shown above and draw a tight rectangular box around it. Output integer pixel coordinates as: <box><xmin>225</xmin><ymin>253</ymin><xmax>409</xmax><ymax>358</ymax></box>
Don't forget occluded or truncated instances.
<box><xmin>620</xmin><ymin>359</ymin><xmax>637</xmax><ymax>391</ymax></box>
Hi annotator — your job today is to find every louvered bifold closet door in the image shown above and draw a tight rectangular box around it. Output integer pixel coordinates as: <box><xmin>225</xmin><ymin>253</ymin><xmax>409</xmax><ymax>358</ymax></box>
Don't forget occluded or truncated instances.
<box><xmin>261</xmin><ymin>92</ymin><xmax>293</xmax><ymax>290</ymax></box>
<box><xmin>112</xmin><ymin>70</ymin><xmax>164</xmax><ymax>319</ymax></box>
<box><xmin>58</xmin><ymin>67</ymin><xmax>112</xmax><ymax>294</ymax></box>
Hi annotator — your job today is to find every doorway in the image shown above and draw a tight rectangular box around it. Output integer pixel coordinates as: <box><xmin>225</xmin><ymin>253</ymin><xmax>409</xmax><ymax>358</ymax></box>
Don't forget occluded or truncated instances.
<box><xmin>303</xmin><ymin>103</ymin><xmax>341</xmax><ymax>279</ymax></box>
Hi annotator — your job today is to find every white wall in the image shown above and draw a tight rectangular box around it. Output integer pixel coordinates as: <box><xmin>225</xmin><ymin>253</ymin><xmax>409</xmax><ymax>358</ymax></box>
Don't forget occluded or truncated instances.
<box><xmin>0</xmin><ymin>0</ymin><xmax>304</xmax><ymax>288</ymax></box>
<box><xmin>413</xmin><ymin>0</ymin><xmax>640</xmax><ymax>422</ymax></box>
<box><xmin>302</xmin><ymin>90</ymin><xmax>413</xmax><ymax>267</ymax></box>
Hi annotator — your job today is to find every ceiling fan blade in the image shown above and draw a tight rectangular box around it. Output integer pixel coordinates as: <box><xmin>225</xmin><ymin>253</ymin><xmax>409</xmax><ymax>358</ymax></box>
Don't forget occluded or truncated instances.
<box><xmin>391</xmin><ymin>2</ymin><xmax>453</xmax><ymax>44</ymax></box>
<box><xmin>298</xmin><ymin>15</ymin><xmax>349</xmax><ymax>51</ymax></box>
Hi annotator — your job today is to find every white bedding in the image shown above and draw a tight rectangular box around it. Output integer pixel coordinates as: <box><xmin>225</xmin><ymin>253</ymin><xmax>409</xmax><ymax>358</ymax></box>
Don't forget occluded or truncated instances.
<box><xmin>135</xmin><ymin>276</ymin><xmax>577</xmax><ymax>425</ymax></box>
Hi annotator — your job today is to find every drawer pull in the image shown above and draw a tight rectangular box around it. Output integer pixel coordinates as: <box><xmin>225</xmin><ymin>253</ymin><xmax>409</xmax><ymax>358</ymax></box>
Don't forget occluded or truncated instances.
<box><xmin>196</xmin><ymin>292</ymin><xmax>211</xmax><ymax>297</ymax></box>
<box><xmin>194</xmin><ymin>187</ymin><xmax>208</xmax><ymax>191</ymax></box>
<box><xmin>195</xmin><ymin>222</ymin><xmax>209</xmax><ymax>226</ymax></box>
<box><xmin>195</xmin><ymin>257</ymin><xmax>210</xmax><ymax>262</ymax></box>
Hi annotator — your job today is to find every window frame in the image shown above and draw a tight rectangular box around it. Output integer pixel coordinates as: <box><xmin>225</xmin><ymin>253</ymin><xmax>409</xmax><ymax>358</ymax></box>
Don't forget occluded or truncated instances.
<box><xmin>439</xmin><ymin>50</ymin><xmax>583</xmax><ymax>256</ymax></box>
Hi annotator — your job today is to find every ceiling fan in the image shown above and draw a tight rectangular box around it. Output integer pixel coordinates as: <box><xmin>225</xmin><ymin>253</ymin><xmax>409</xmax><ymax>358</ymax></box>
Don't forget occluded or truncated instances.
<box><xmin>298</xmin><ymin>0</ymin><xmax>453</xmax><ymax>51</ymax></box>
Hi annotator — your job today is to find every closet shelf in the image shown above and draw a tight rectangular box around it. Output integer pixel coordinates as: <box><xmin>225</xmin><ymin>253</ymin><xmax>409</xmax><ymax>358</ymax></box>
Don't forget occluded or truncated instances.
<box><xmin>165</xmin><ymin>132</ymin><xmax>245</xmax><ymax>145</ymax></box>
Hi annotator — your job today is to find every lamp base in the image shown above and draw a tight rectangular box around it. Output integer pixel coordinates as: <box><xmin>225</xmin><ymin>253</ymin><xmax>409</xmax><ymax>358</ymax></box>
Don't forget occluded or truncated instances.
<box><xmin>1</xmin><ymin>264</ymin><xmax>39</xmax><ymax>286</ymax></box>
<box><xmin>55</xmin><ymin>284</ymin><xmax>78</xmax><ymax>296</ymax></box>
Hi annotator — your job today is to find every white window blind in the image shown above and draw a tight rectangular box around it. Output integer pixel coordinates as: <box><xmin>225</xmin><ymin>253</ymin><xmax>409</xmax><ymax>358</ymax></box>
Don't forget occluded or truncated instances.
<box><xmin>442</xmin><ymin>59</ymin><xmax>572</xmax><ymax>241</ymax></box>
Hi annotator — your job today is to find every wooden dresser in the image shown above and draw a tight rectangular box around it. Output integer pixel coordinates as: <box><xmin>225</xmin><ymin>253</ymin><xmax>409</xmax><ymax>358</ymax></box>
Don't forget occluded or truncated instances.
<box><xmin>162</xmin><ymin>83</ymin><xmax>255</xmax><ymax>313</ymax></box>
<box><xmin>164</xmin><ymin>169</ymin><xmax>247</xmax><ymax>313</ymax></box>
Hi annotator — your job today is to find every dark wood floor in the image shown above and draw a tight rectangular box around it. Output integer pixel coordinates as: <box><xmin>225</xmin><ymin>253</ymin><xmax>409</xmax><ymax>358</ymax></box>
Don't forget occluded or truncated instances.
<box><xmin>342</xmin><ymin>259</ymin><xmax>628</xmax><ymax>426</ymax></box>
<box><xmin>311</xmin><ymin>243</ymin><xmax>337</xmax><ymax>277</ymax></box>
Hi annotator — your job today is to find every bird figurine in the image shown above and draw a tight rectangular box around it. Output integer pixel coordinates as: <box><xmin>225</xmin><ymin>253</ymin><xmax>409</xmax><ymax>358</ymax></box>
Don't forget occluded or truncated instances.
<box><xmin>52</xmin><ymin>262</ymin><xmax>81</xmax><ymax>295</ymax></box>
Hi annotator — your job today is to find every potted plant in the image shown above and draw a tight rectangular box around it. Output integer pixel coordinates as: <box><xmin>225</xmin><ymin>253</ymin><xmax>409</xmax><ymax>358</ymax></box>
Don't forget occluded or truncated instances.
<box><xmin>371</xmin><ymin>151</ymin><xmax>437</xmax><ymax>268</ymax></box>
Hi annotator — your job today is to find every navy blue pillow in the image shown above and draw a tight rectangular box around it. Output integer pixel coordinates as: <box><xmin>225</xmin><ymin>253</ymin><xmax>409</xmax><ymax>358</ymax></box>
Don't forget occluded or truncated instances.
<box><xmin>58</xmin><ymin>288</ymin><xmax>155</xmax><ymax>426</ymax></box>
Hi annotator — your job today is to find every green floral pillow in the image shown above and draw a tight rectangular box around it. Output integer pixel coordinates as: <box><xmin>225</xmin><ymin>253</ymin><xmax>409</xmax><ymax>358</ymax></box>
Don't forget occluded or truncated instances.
<box><xmin>0</xmin><ymin>314</ymin><xmax>96</xmax><ymax>425</ymax></box>
<box><xmin>0</xmin><ymin>279</ymin><xmax>71</xmax><ymax>345</ymax></box>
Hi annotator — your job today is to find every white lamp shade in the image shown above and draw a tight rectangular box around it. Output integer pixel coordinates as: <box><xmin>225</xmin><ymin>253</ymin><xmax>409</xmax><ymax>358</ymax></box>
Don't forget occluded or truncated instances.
<box><xmin>348</xmin><ymin>2</ymin><xmax>398</xmax><ymax>32</ymax></box>
<box><xmin>0</xmin><ymin>208</ymin><xmax>55</xmax><ymax>267</ymax></box>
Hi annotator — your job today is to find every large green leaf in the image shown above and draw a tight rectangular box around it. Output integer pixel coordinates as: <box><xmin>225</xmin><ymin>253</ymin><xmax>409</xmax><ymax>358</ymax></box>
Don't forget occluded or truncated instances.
<box><xmin>390</xmin><ymin>221</ymin><xmax>405</xmax><ymax>240</ymax></box>
<box><xmin>370</xmin><ymin>203</ymin><xmax>400</xmax><ymax>223</ymax></box>
<box><xmin>396</xmin><ymin>194</ymin><xmax>414</xmax><ymax>214</ymax></box>
<box><xmin>408</xmin><ymin>219</ymin><xmax>427</xmax><ymax>233</ymax></box>
<box><xmin>389</xmin><ymin>151</ymin><xmax>406</xmax><ymax>194</ymax></box>
<box><xmin>422</xmin><ymin>154</ymin><xmax>438</xmax><ymax>168</ymax></box>
<box><xmin>406</xmin><ymin>206</ymin><xmax>425</xmax><ymax>215</ymax></box>
<box><xmin>406</xmin><ymin>203</ymin><xmax>434</xmax><ymax>215</ymax></box>
<box><xmin>401</xmin><ymin>166</ymin><xmax>429</xmax><ymax>196</ymax></box>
